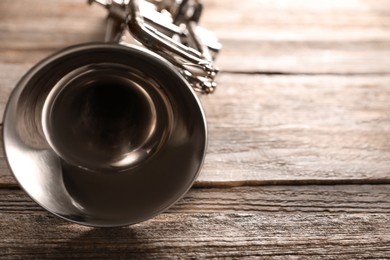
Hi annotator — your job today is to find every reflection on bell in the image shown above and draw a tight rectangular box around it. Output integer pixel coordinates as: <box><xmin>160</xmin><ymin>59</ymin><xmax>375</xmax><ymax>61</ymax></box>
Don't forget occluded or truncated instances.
<box><xmin>2</xmin><ymin>0</ymin><xmax>220</xmax><ymax>227</ymax></box>
<box><xmin>41</xmin><ymin>63</ymin><xmax>169</xmax><ymax>172</ymax></box>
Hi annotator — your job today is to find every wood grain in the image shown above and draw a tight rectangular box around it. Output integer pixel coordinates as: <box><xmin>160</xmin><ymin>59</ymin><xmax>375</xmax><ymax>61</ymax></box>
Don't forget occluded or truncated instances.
<box><xmin>1</xmin><ymin>0</ymin><xmax>390</xmax><ymax>79</ymax></box>
<box><xmin>2</xmin><ymin>185</ymin><xmax>390</xmax><ymax>214</ymax></box>
<box><xmin>198</xmin><ymin>73</ymin><xmax>390</xmax><ymax>184</ymax></box>
<box><xmin>1</xmin><ymin>73</ymin><xmax>390</xmax><ymax>186</ymax></box>
<box><xmin>1</xmin><ymin>185</ymin><xmax>389</xmax><ymax>258</ymax></box>
<box><xmin>204</xmin><ymin>0</ymin><xmax>390</xmax><ymax>74</ymax></box>
<box><xmin>1</xmin><ymin>0</ymin><xmax>390</xmax><ymax>120</ymax></box>
<box><xmin>1</xmin><ymin>0</ymin><xmax>390</xmax><ymax>258</ymax></box>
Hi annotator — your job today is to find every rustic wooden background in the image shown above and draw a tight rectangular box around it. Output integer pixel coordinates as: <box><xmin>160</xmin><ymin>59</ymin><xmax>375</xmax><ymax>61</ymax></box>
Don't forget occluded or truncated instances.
<box><xmin>1</xmin><ymin>0</ymin><xmax>390</xmax><ymax>258</ymax></box>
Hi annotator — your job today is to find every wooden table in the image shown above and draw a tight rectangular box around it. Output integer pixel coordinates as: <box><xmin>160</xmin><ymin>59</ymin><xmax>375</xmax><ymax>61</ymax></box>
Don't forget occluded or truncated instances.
<box><xmin>1</xmin><ymin>0</ymin><xmax>390</xmax><ymax>258</ymax></box>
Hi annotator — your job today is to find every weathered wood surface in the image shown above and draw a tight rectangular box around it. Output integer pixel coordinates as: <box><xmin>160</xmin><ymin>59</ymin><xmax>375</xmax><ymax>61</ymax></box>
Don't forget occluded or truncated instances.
<box><xmin>200</xmin><ymin>74</ymin><xmax>390</xmax><ymax>184</ymax></box>
<box><xmin>1</xmin><ymin>0</ymin><xmax>390</xmax><ymax>114</ymax></box>
<box><xmin>1</xmin><ymin>185</ymin><xmax>390</xmax><ymax>258</ymax></box>
<box><xmin>205</xmin><ymin>0</ymin><xmax>390</xmax><ymax>74</ymax></box>
<box><xmin>1</xmin><ymin>74</ymin><xmax>390</xmax><ymax>186</ymax></box>
<box><xmin>1</xmin><ymin>0</ymin><xmax>390</xmax><ymax>74</ymax></box>
<box><xmin>1</xmin><ymin>0</ymin><xmax>390</xmax><ymax>258</ymax></box>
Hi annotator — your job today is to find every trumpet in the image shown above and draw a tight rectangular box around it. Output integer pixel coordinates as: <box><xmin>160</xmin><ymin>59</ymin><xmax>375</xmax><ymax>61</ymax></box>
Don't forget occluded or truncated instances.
<box><xmin>3</xmin><ymin>0</ymin><xmax>220</xmax><ymax>227</ymax></box>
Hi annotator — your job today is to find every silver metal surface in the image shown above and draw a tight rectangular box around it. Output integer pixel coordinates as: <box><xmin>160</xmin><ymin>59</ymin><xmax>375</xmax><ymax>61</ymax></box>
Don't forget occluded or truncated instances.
<box><xmin>93</xmin><ymin>0</ymin><xmax>221</xmax><ymax>93</ymax></box>
<box><xmin>2</xmin><ymin>0</ymin><xmax>220</xmax><ymax>227</ymax></box>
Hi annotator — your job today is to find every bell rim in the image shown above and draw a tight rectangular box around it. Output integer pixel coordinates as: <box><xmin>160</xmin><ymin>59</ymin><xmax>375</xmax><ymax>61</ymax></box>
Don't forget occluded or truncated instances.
<box><xmin>2</xmin><ymin>42</ymin><xmax>207</xmax><ymax>227</ymax></box>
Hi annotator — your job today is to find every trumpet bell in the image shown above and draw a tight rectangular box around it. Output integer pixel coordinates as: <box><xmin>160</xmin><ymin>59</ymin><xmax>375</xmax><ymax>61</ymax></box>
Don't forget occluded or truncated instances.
<box><xmin>3</xmin><ymin>43</ymin><xmax>207</xmax><ymax>227</ymax></box>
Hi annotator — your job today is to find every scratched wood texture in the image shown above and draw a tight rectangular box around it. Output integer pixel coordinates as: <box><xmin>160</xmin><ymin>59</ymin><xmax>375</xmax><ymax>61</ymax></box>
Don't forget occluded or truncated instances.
<box><xmin>1</xmin><ymin>0</ymin><xmax>390</xmax><ymax>185</ymax></box>
<box><xmin>1</xmin><ymin>0</ymin><xmax>390</xmax><ymax>258</ymax></box>
<box><xmin>1</xmin><ymin>185</ymin><xmax>390</xmax><ymax>258</ymax></box>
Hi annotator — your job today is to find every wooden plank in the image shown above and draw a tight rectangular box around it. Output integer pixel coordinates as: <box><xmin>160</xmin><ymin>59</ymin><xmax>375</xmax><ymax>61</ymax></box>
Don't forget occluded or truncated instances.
<box><xmin>203</xmin><ymin>0</ymin><xmax>390</xmax><ymax>73</ymax></box>
<box><xmin>3</xmin><ymin>0</ymin><xmax>390</xmax><ymax>45</ymax></box>
<box><xmin>1</xmin><ymin>185</ymin><xmax>389</xmax><ymax>258</ymax></box>
<box><xmin>203</xmin><ymin>0</ymin><xmax>390</xmax><ymax>42</ymax></box>
<box><xmin>1</xmin><ymin>74</ymin><xmax>390</xmax><ymax>186</ymax></box>
<box><xmin>2</xmin><ymin>185</ymin><xmax>390</xmax><ymax>214</ymax></box>
<box><xmin>0</xmin><ymin>0</ymin><xmax>389</xmax><ymax>74</ymax></box>
<box><xmin>217</xmin><ymin>40</ymin><xmax>390</xmax><ymax>74</ymax></box>
<box><xmin>1</xmin><ymin>0</ymin><xmax>389</xmax><ymax>122</ymax></box>
<box><xmin>0</xmin><ymin>144</ymin><xmax>11</xmax><ymax>187</ymax></box>
<box><xmin>2</xmin><ymin>0</ymin><xmax>390</xmax><ymax>44</ymax></box>
<box><xmin>3</xmin><ymin>41</ymin><xmax>390</xmax><ymax>76</ymax></box>
<box><xmin>198</xmin><ymin>74</ymin><xmax>390</xmax><ymax>184</ymax></box>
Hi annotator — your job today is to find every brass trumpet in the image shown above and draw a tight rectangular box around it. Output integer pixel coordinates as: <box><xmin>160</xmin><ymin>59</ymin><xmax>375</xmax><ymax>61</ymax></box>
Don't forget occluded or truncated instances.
<box><xmin>3</xmin><ymin>0</ymin><xmax>220</xmax><ymax>227</ymax></box>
